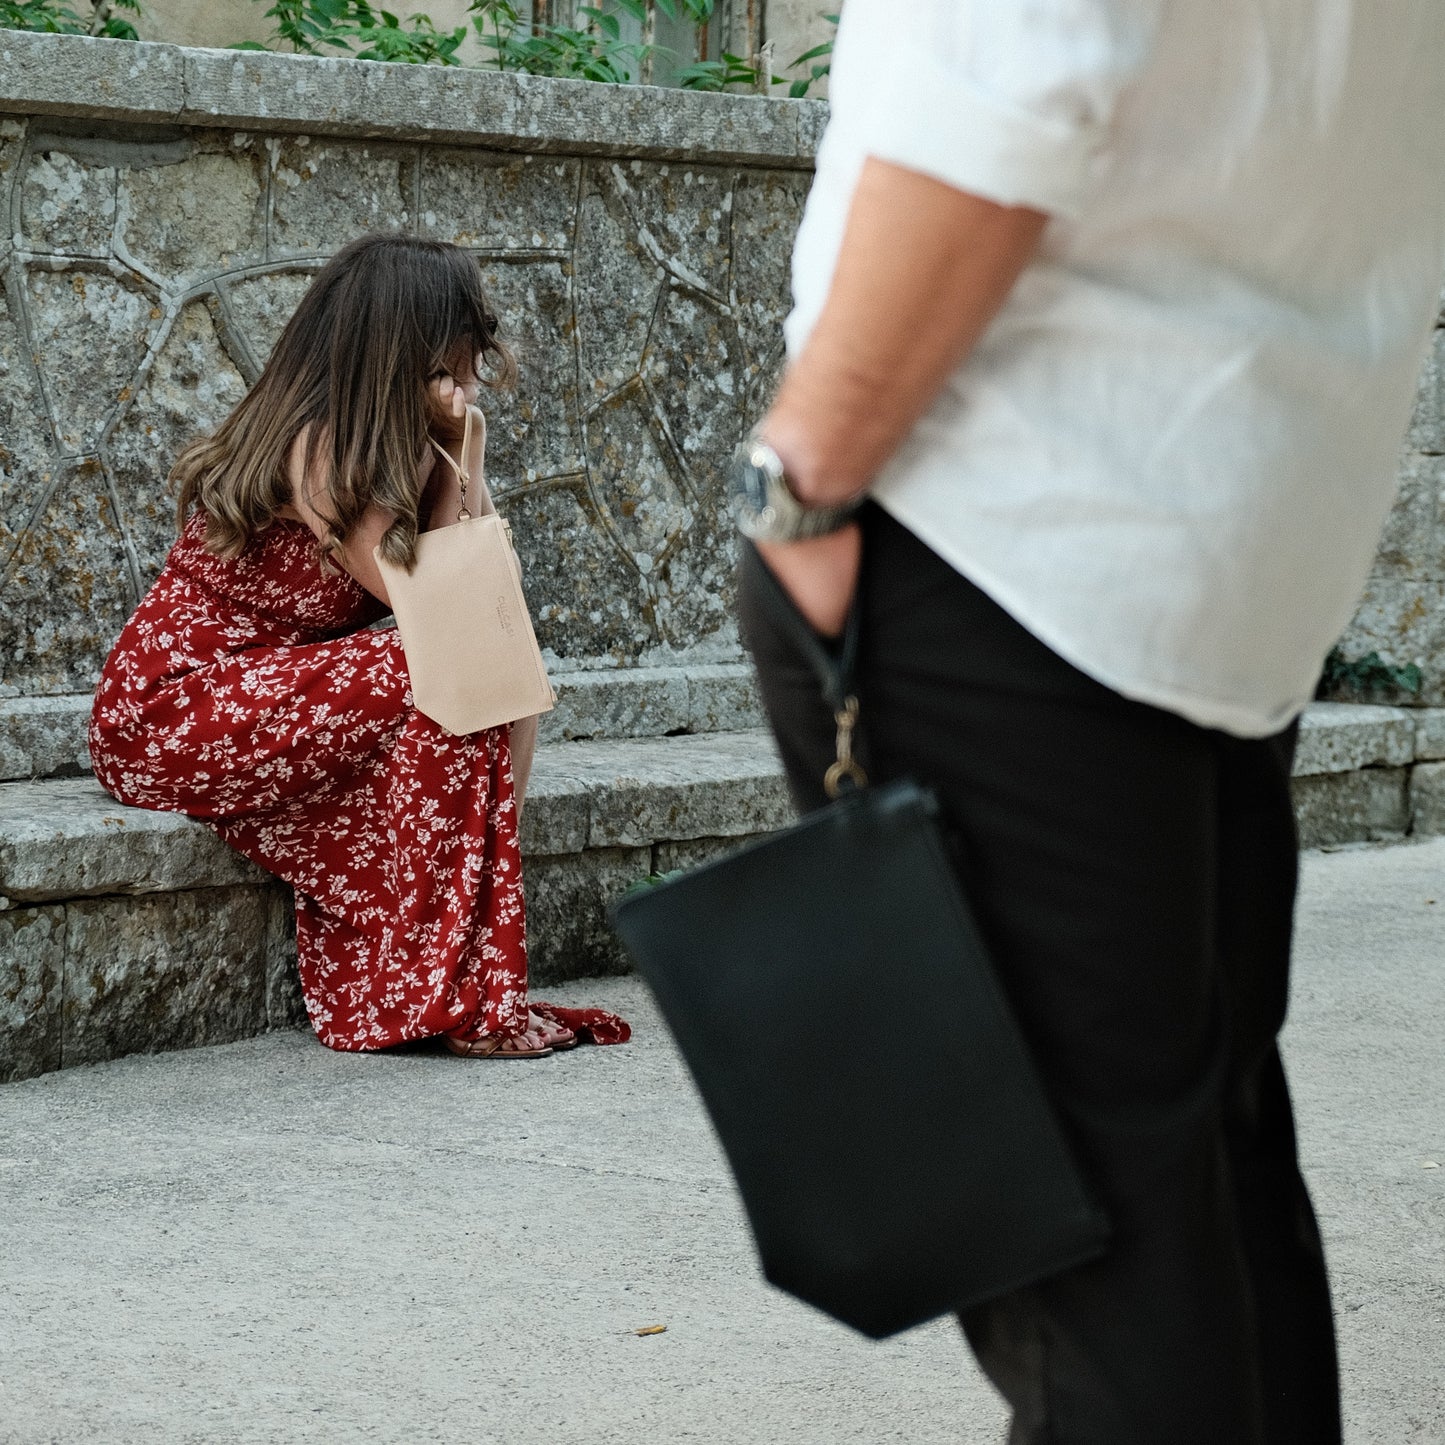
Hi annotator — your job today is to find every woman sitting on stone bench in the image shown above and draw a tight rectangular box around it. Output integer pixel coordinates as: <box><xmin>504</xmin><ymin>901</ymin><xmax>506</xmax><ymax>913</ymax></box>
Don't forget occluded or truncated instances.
<box><xmin>89</xmin><ymin>233</ymin><xmax>628</xmax><ymax>1061</ymax></box>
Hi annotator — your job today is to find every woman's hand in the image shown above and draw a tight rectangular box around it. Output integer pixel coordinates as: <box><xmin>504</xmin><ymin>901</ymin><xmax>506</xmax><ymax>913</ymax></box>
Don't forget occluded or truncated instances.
<box><xmin>426</xmin><ymin>371</ymin><xmax>475</xmax><ymax>446</ymax></box>
<box><xmin>423</xmin><ymin>370</ymin><xmax>492</xmax><ymax>526</ymax></box>
<box><xmin>754</xmin><ymin>523</ymin><xmax>863</xmax><ymax>640</ymax></box>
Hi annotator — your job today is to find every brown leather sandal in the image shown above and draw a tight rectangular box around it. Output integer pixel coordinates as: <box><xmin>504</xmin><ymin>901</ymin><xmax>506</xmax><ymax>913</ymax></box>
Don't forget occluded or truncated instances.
<box><xmin>443</xmin><ymin>1027</ymin><xmax>553</xmax><ymax>1059</ymax></box>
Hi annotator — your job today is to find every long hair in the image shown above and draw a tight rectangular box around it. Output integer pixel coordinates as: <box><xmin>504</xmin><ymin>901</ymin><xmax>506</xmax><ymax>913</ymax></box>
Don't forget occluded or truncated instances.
<box><xmin>173</xmin><ymin>234</ymin><xmax>517</xmax><ymax>570</ymax></box>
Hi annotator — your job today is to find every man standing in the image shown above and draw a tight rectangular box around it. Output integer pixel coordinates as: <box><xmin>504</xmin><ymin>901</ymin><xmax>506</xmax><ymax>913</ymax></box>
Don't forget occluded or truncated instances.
<box><xmin>728</xmin><ymin>3</ymin><xmax>1445</xmax><ymax>1441</ymax></box>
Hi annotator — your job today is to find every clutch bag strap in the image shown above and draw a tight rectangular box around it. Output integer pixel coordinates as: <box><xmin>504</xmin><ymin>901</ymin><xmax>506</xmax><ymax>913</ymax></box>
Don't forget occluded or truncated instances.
<box><xmin>749</xmin><ymin>542</ymin><xmax>867</xmax><ymax>799</ymax></box>
<box><xmin>428</xmin><ymin>403</ymin><xmax>475</xmax><ymax>522</ymax></box>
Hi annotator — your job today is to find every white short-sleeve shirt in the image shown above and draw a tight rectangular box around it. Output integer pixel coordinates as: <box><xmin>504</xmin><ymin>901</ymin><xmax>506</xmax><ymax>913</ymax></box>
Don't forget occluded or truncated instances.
<box><xmin>786</xmin><ymin>0</ymin><xmax>1445</xmax><ymax>737</ymax></box>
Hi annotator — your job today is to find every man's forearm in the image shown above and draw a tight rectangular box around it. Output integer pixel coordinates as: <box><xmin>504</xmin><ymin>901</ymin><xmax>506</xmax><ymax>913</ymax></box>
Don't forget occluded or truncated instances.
<box><xmin>763</xmin><ymin>159</ymin><xmax>1049</xmax><ymax>504</ymax></box>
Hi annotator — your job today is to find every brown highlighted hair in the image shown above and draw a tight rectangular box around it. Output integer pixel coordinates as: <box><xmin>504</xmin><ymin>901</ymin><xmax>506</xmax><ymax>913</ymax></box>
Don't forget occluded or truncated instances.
<box><xmin>173</xmin><ymin>234</ymin><xmax>516</xmax><ymax>569</ymax></box>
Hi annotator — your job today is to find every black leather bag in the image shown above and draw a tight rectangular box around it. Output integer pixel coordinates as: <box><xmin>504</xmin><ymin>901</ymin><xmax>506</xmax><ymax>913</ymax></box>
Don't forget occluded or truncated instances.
<box><xmin>610</xmin><ymin>576</ymin><xmax>1110</xmax><ymax>1339</ymax></box>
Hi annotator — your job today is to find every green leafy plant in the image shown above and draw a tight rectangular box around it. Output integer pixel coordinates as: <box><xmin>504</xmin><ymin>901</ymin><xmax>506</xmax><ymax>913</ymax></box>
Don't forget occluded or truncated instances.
<box><xmin>470</xmin><ymin>0</ymin><xmax>714</xmax><ymax>84</ymax></box>
<box><xmin>676</xmin><ymin>10</ymin><xmax>836</xmax><ymax>96</ymax></box>
<box><xmin>237</xmin><ymin>0</ymin><xmax>466</xmax><ymax>64</ymax></box>
<box><xmin>470</xmin><ymin>0</ymin><xmax>647</xmax><ymax>82</ymax></box>
<box><xmin>1</xmin><ymin>0</ymin><xmax>141</xmax><ymax>39</ymax></box>
<box><xmin>232</xmin><ymin>0</ymin><xmax>834</xmax><ymax>92</ymax></box>
<box><xmin>1316</xmin><ymin>647</ymin><xmax>1424</xmax><ymax>701</ymax></box>
<box><xmin>777</xmin><ymin>10</ymin><xmax>835</xmax><ymax>98</ymax></box>
<box><xmin>673</xmin><ymin>49</ymin><xmax>761</xmax><ymax>92</ymax></box>
<box><xmin>622</xmin><ymin>867</ymin><xmax>685</xmax><ymax>899</ymax></box>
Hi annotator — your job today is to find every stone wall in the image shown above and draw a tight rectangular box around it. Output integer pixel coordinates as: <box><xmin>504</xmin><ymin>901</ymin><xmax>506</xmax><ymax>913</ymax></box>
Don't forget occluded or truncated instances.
<box><xmin>1335</xmin><ymin>314</ymin><xmax>1445</xmax><ymax>704</ymax></box>
<box><xmin>0</xmin><ymin>33</ymin><xmax>819</xmax><ymax>707</ymax></box>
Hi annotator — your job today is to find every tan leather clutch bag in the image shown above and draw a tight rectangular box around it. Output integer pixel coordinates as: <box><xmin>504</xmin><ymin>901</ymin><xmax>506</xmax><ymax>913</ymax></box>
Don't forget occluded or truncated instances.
<box><xmin>374</xmin><ymin>409</ymin><xmax>554</xmax><ymax>737</ymax></box>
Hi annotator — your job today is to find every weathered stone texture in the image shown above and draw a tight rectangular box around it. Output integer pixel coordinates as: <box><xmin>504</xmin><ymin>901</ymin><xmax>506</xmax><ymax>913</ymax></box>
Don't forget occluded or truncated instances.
<box><xmin>25</xmin><ymin>265</ymin><xmax>159</xmax><ymax>455</ymax></box>
<box><xmin>222</xmin><ymin>269</ymin><xmax>318</xmax><ymax>371</ymax></box>
<box><xmin>1417</xmin><ymin>709</ymin><xmax>1445</xmax><ymax>761</ymax></box>
<box><xmin>585</xmin><ymin>381</ymin><xmax>693</xmax><ymax>566</ymax></box>
<box><xmin>0</xmin><ymin>777</ymin><xmax>262</xmax><ymax>902</ymax></box>
<box><xmin>1375</xmin><ymin>452</ymin><xmax>1445</xmax><ymax>580</ymax></box>
<box><xmin>0</xmin><ymin>107</ymin><xmax>807</xmax><ymax>696</ymax></box>
<box><xmin>0</xmin><ymin>100</ymin><xmax>814</xmax><ymax>693</ymax></box>
<box><xmin>107</xmin><ymin>299</ymin><xmax>249</xmax><ymax>585</ymax></box>
<box><xmin>420</xmin><ymin>150</ymin><xmax>578</xmax><ymax>251</ymax></box>
<box><xmin>513</xmin><ymin>479</ymin><xmax>654</xmax><ymax>663</ymax></box>
<box><xmin>1412</xmin><ymin>761</ymin><xmax>1445</xmax><ymax>837</ymax></box>
<box><xmin>1333</xmin><ymin>578</ymin><xmax>1445</xmax><ymax>707</ymax></box>
<box><xmin>539</xmin><ymin>730</ymin><xmax>790</xmax><ymax>849</ymax></box>
<box><xmin>21</xmin><ymin>148</ymin><xmax>116</xmax><ymax>257</ymax></box>
<box><xmin>642</xmin><ymin>285</ymin><xmax>745</xmax><ymax>489</ymax></box>
<box><xmin>1407</xmin><ymin>327</ymin><xmax>1444</xmax><ymax>456</ymax></box>
<box><xmin>263</xmin><ymin>885</ymin><xmax>305</xmax><ymax>1030</ymax></box>
<box><xmin>1292</xmin><ymin>703</ymin><xmax>1417</xmax><ymax>777</ymax></box>
<box><xmin>117</xmin><ymin>138</ymin><xmax>268</xmax><ymax>282</ymax></box>
<box><xmin>0</xmin><ymin>116</ymin><xmax>24</xmax><ymax>200</ymax></box>
<box><xmin>652</xmin><ymin>834</ymin><xmax>753</xmax><ymax>875</ymax></box>
<box><xmin>60</xmin><ymin>885</ymin><xmax>272</xmax><ymax>1067</ymax></box>
<box><xmin>480</xmin><ymin>259</ymin><xmax>583</xmax><ymax>488</ymax></box>
<box><xmin>647</xmin><ymin>493</ymin><xmax>739</xmax><ymax>654</ymax></box>
<box><xmin>0</xmin><ymin>32</ymin><xmax>824</xmax><ymax>167</ymax></box>
<box><xmin>730</xmin><ymin>167</ymin><xmax>808</xmax><ymax>375</ymax></box>
<box><xmin>1291</xmin><ymin>769</ymin><xmax>1412</xmax><ymax>850</ymax></box>
<box><xmin>535</xmin><ymin>662</ymin><xmax>760</xmax><ymax>743</ymax></box>
<box><xmin>611</xmin><ymin>161</ymin><xmax>732</xmax><ymax>300</ymax></box>
<box><xmin>0</xmin><ymin>905</ymin><xmax>64</xmax><ymax>1083</ymax></box>
<box><xmin>523</xmin><ymin>846</ymin><xmax>650</xmax><ymax>982</ymax></box>
<box><xmin>1</xmin><ymin>474</ymin><xmax>135</xmax><ymax>695</ymax></box>
<box><xmin>538</xmin><ymin>666</ymin><xmax>691</xmax><ymax>745</ymax></box>
<box><xmin>0</xmin><ymin>696</ymin><xmax>90</xmax><ymax>782</ymax></box>
<box><xmin>269</xmin><ymin>138</ymin><xmax>413</xmax><ymax>256</ymax></box>
<box><xmin>0</xmin><ymin>271</ymin><xmax>56</xmax><ymax>550</ymax></box>
<box><xmin>0</xmin><ymin>34</ymin><xmax>186</xmax><ymax>123</ymax></box>
<box><xmin>575</xmin><ymin>170</ymin><xmax>663</xmax><ymax>404</ymax></box>
<box><xmin>684</xmin><ymin>662</ymin><xmax>763</xmax><ymax>734</ymax></box>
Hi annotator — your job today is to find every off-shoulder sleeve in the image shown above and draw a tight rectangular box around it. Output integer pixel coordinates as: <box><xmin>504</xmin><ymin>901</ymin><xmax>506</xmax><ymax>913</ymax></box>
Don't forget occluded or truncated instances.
<box><xmin>854</xmin><ymin>0</ymin><xmax>1164</xmax><ymax>218</ymax></box>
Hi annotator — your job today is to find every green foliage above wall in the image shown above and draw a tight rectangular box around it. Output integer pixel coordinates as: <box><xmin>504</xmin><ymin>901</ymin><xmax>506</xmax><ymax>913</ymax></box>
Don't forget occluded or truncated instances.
<box><xmin>235</xmin><ymin>0</ymin><xmax>467</xmax><ymax>63</ymax></box>
<box><xmin>0</xmin><ymin>0</ymin><xmax>140</xmax><ymax>38</ymax></box>
<box><xmin>0</xmin><ymin>0</ymin><xmax>836</xmax><ymax>94</ymax></box>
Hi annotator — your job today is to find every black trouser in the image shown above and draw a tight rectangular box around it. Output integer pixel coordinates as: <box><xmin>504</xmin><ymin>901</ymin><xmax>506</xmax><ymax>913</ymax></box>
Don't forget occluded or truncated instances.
<box><xmin>736</xmin><ymin>504</ymin><xmax>1340</xmax><ymax>1445</ymax></box>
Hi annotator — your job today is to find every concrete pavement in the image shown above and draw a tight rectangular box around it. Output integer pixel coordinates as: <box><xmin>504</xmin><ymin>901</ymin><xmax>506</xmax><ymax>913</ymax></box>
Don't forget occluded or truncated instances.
<box><xmin>2</xmin><ymin>839</ymin><xmax>1443</xmax><ymax>1445</ymax></box>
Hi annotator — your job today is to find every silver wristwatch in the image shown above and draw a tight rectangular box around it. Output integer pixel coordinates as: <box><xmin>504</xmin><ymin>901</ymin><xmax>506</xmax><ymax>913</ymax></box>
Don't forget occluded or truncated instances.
<box><xmin>727</xmin><ymin>434</ymin><xmax>862</xmax><ymax>544</ymax></box>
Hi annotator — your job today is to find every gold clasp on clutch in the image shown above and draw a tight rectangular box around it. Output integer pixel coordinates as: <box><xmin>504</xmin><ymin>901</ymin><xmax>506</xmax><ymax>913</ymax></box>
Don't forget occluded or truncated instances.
<box><xmin>823</xmin><ymin>694</ymin><xmax>868</xmax><ymax>799</ymax></box>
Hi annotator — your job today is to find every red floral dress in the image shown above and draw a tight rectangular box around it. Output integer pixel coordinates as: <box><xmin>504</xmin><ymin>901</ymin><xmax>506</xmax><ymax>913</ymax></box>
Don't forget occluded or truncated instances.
<box><xmin>90</xmin><ymin>511</ymin><xmax>628</xmax><ymax>1053</ymax></box>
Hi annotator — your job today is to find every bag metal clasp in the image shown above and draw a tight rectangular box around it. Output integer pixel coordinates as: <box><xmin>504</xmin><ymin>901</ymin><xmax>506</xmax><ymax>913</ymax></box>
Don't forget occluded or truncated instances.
<box><xmin>823</xmin><ymin>694</ymin><xmax>868</xmax><ymax>799</ymax></box>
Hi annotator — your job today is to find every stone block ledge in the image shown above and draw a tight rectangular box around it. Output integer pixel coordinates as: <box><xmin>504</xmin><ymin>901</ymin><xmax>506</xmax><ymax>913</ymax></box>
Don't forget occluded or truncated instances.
<box><xmin>0</xmin><ymin>729</ymin><xmax>790</xmax><ymax>905</ymax></box>
<box><xmin>0</xmin><ymin>728</ymin><xmax>790</xmax><ymax>1082</ymax></box>
<box><xmin>0</xmin><ymin>665</ymin><xmax>766</xmax><ymax>783</ymax></box>
<box><xmin>0</xmin><ymin>31</ymin><xmax>827</xmax><ymax>167</ymax></box>
<box><xmin>1290</xmin><ymin>701</ymin><xmax>1420</xmax><ymax>776</ymax></box>
<box><xmin>1</xmin><ymin>718</ymin><xmax>1442</xmax><ymax>1085</ymax></box>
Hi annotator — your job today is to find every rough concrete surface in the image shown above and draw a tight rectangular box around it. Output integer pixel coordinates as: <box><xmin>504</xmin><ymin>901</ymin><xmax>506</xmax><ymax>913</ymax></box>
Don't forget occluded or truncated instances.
<box><xmin>1</xmin><ymin>839</ymin><xmax>1443</xmax><ymax>1444</ymax></box>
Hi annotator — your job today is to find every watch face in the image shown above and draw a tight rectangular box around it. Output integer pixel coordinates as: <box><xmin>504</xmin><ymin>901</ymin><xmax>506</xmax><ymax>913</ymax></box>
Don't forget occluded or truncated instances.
<box><xmin>728</xmin><ymin>446</ymin><xmax>771</xmax><ymax>516</ymax></box>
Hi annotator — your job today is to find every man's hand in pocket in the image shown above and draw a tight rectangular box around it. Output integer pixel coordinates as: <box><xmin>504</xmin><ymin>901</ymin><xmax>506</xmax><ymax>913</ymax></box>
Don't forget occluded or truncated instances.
<box><xmin>754</xmin><ymin>523</ymin><xmax>863</xmax><ymax>640</ymax></box>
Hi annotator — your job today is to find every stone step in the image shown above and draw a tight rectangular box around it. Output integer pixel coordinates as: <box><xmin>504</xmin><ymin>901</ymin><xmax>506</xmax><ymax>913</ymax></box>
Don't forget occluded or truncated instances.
<box><xmin>4</xmin><ymin>705</ymin><xmax>1444</xmax><ymax>1086</ymax></box>
<box><xmin>0</xmin><ymin>730</ymin><xmax>790</xmax><ymax>1084</ymax></box>
<box><xmin>0</xmin><ymin>662</ymin><xmax>766</xmax><ymax>782</ymax></box>
<box><xmin>0</xmin><ymin>730</ymin><xmax>789</xmax><ymax>904</ymax></box>
<box><xmin>1290</xmin><ymin>702</ymin><xmax>1445</xmax><ymax>848</ymax></box>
